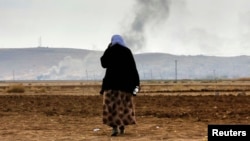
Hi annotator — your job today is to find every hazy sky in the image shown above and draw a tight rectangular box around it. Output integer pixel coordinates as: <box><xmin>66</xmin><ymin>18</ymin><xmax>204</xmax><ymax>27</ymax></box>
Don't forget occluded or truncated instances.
<box><xmin>1</xmin><ymin>0</ymin><xmax>250</xmax><ymax>56</ymax></box>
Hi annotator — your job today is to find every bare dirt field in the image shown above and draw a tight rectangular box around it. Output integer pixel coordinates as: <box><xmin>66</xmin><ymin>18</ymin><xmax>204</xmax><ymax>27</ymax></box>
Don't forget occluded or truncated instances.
<box><xmin>0</xmin><ymin>80</ymin><xmax>249</xmax><ymax>141</ymax></box>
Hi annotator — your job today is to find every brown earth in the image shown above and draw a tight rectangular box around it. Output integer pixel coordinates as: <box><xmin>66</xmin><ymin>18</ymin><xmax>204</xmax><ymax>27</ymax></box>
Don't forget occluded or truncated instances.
<box><xmin>0</xmin><ymin>81</ymin><xmax>250</xmax><ymax>141</ymax></box>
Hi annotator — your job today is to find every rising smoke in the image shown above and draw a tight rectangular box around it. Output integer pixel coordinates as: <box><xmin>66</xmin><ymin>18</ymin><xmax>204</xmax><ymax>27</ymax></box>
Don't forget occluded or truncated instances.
<box><xmin>37</xmin><ymin>55</ymin><xmax>104</xmax><ymax>80</ymax></box>
<box><xmin>122</xmin><ymin>0</ymin><xmax>170</xmax><ymax>51</ymax></box>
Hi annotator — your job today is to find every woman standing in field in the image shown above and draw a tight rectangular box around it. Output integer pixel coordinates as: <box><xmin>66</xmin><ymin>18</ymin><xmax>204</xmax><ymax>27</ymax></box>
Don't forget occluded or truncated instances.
<box><xmin>100</xmin><ymin>34</ymin><xmax>140</xmax><ymax>136</ymax></box>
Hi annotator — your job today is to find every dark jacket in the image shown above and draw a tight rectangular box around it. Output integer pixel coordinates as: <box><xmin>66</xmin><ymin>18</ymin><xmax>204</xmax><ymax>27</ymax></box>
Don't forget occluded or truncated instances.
<box><xmin>100</xmin><ymin>44</ymin><xmax>140</xmax><ymax>94</ymax></box>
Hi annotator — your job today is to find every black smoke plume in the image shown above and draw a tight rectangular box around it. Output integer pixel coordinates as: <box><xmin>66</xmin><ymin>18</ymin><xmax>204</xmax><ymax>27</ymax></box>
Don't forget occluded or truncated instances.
<box><xmin>123</xmin><ymin>0</ymin><xmax>170</xmax><ymax>51</ymax></box>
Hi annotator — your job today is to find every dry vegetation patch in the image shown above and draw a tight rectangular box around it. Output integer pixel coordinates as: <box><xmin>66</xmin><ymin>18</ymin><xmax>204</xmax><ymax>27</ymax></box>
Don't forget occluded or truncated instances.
<box><xmin>6</xmin><ymin>84</ymin><xmax>25</xmax><ymax>93</ymax></box>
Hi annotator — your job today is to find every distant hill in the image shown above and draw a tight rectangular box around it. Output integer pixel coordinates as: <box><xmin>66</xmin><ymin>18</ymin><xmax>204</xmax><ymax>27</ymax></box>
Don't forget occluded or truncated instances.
<box><xmin>0</xmin><ymin>47</ymin><xmax>249</xmax><ymax>80</ymax></box>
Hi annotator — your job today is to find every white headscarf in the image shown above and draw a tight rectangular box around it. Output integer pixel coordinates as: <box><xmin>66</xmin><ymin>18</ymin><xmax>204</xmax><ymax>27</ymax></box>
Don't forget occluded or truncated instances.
<box><xmin>111</xmin><ymin>34</ymin><xmax>126</xmax><ymax>47</ymax></box>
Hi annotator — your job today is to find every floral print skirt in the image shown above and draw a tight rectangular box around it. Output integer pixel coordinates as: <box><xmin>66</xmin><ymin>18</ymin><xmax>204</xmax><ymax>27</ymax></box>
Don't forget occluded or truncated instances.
<box><xmin>102</xmin><ymin>90</ymin><xmax>136</xmax><ymax>127</ymax></box>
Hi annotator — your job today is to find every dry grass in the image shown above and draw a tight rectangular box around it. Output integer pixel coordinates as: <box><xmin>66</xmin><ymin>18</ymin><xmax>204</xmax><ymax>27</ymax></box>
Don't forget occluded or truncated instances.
<box><xmin>0</xmin><ymin>80</ymin><xmax>250</xmax><ymax>96</ymax></box>
<box><xmin>6</xmin><ymin>84</ymin><xmax>25</xmax><ymax>93</ymax></box>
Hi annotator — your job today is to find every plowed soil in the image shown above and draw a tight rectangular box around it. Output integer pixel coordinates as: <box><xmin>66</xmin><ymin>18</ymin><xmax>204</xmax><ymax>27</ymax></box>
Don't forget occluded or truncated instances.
<box><xmin>0</xmin><ymin>81</ymin><xmax>249</xmax><ymax>141</ymax></box>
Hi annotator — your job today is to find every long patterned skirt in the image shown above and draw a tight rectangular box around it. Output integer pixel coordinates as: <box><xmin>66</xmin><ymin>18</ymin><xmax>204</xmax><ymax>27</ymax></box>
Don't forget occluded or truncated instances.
<box><xmin>102</xmin><ymin>90</ymin><xmax>136</xmax><ymax>127</ymax></box>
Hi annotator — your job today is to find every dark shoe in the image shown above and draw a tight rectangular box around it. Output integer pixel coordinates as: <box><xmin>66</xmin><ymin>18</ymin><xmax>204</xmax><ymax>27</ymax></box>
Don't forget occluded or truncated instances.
<box><xmin>119</xmin><ymin>126</ymin><xmax>125</xmax><ymax>134</ymax></box>
<box><xmin>111</xmin><ymin>127</ymin><xmax>118</xmax><ymax>136</ymax></box>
